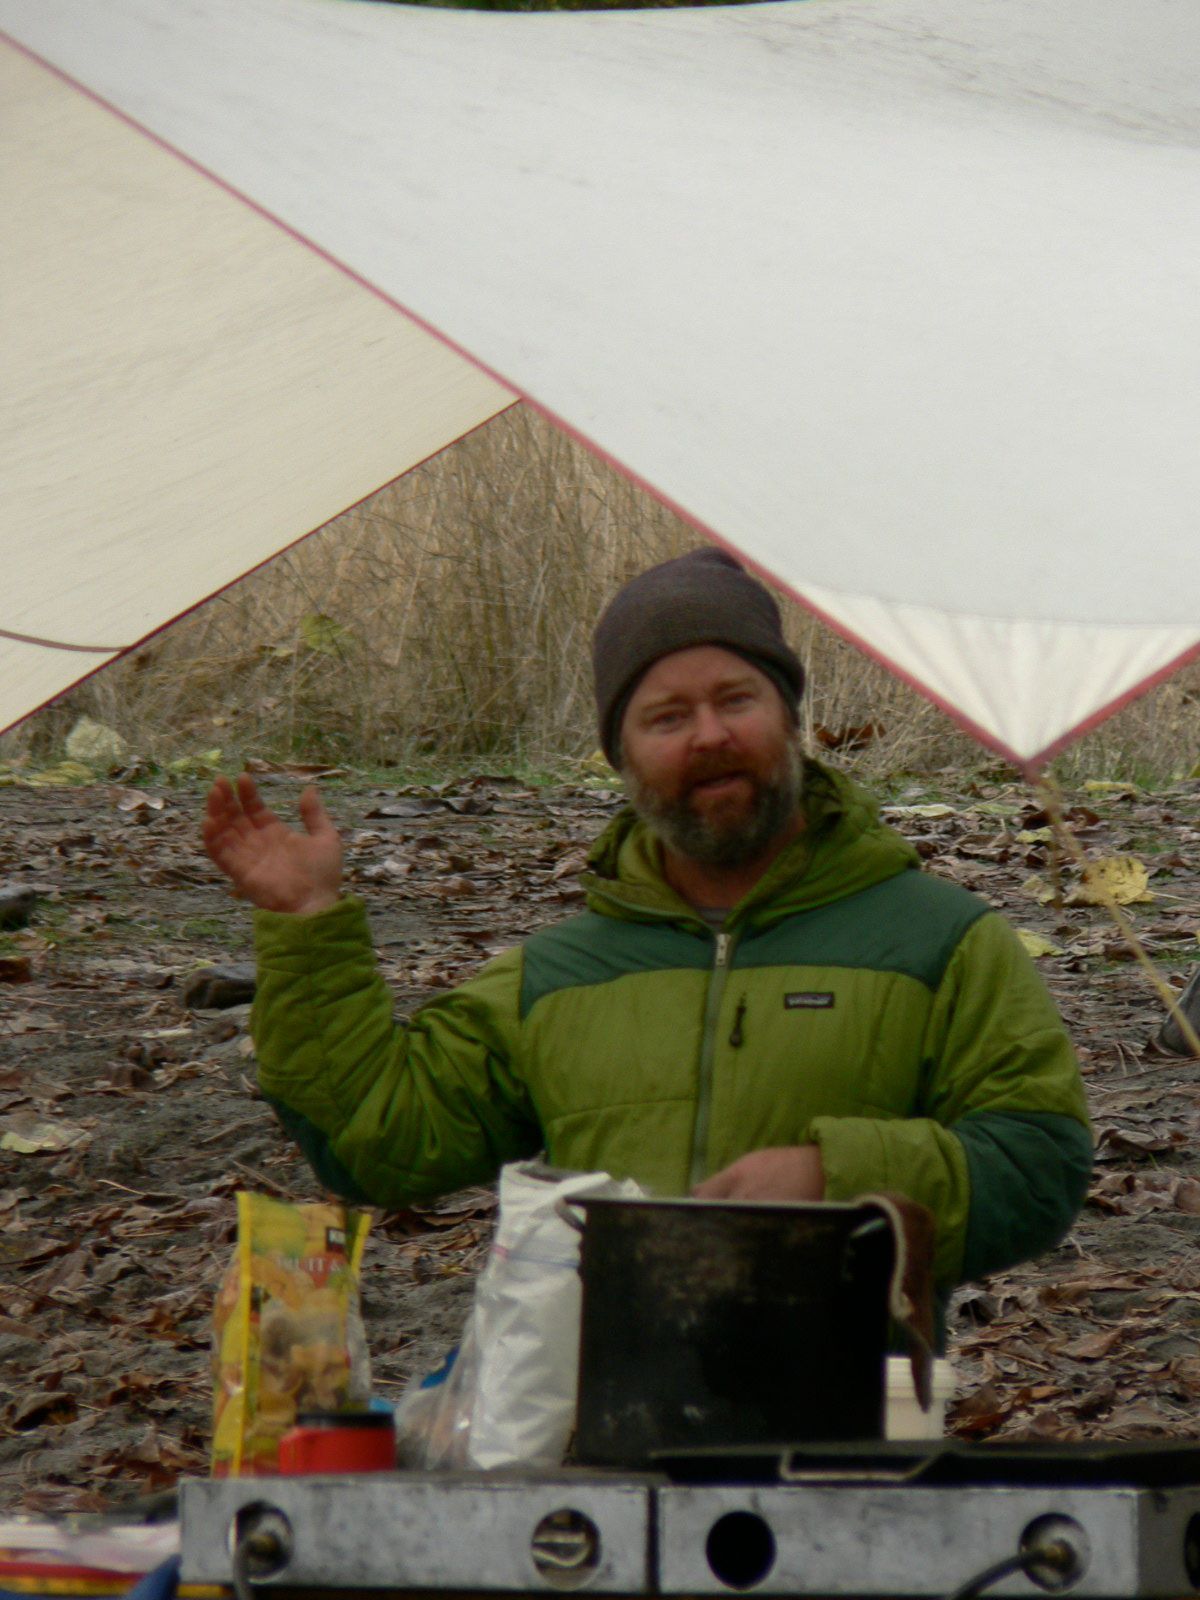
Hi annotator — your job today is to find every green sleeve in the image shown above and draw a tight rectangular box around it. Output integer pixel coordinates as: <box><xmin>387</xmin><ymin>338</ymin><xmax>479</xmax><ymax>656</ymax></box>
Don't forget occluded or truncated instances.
<box><xmin>810</xmin><ymin>912</ymin><xmax>1092</xmax><ymax>1288</ymax></box>
<box><xmin>250</xmin><ymin>897</ymin><xmax>541</xmax><ymax>1207</ymax></box>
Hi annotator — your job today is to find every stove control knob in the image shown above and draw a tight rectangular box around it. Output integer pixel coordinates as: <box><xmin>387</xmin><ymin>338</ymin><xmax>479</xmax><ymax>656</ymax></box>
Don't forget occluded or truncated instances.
<box><xmin>1019</xmin><ymin>1514</ymin><xmax>1089</xmax><ymax>1593</ymax></box>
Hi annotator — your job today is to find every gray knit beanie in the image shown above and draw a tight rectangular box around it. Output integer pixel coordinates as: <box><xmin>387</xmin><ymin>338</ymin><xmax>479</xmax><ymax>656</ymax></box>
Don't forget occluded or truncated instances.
<box><xmin>592</xmin><ymin>547</ymin><xmax>805</xmax><ymax>764</ymax></box>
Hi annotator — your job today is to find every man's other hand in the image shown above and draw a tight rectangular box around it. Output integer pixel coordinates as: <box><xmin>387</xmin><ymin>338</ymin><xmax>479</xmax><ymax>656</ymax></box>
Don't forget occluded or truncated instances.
<box><xmin>692</xmin><ymin>1144</ymin><xmax>825</xmax><ymax>1202</ymax></box>
<box><xmin>202</xmin><ymin>774</ymin><xmax>344</xmax><ymax>916</ymax></box>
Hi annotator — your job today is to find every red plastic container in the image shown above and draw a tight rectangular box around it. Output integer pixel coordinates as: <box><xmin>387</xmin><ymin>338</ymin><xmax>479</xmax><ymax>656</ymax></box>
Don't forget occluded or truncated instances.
<box><xmin>278</xmin><ymin>1410</ymin><xmax>395</xmax><ymax>1474</ymax></box>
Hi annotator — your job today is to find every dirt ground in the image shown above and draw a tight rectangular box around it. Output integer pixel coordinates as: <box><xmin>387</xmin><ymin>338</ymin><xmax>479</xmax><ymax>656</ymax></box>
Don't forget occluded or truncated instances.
<box><xmin>1</xmin><ymin>764</ymin><xmax>1198</xmax><ymax>1514</ymax></box>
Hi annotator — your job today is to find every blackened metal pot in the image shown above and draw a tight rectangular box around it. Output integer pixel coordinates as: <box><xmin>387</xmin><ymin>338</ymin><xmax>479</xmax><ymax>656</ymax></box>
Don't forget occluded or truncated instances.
<box><xmin>570</xmin><ymin>1196</ymin><xmax>894</xmax><ymax>1468</ymax></box>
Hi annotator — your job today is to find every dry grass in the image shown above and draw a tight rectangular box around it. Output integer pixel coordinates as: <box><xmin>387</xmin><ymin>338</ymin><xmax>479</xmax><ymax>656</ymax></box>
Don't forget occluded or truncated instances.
<box><xmin>6</xmin><ymin>407</ymin><xmax>1197</xmax><ymax>783</ymax></box>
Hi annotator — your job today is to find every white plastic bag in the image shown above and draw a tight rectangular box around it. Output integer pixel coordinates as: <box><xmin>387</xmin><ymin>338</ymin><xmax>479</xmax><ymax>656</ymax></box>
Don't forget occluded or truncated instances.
<box><xmin>395</xmin><ymin>1161</ymin><xmax>644</xmax><ymax>1471</ymax></box>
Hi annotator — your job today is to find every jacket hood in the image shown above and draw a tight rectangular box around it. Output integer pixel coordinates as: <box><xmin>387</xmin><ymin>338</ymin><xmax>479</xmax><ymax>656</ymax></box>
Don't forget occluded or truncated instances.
<box><xmin>582</xmin><ymin>758</ymin><xmax>919</xmax><ymax>929</ymax></box>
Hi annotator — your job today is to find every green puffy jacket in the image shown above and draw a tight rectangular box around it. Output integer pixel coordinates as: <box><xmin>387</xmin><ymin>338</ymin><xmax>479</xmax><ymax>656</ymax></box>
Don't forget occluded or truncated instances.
<box><xmin>251</xmin><ymin>761</ymin><xmax>1091</xmax><ymax>1291</ymax></box>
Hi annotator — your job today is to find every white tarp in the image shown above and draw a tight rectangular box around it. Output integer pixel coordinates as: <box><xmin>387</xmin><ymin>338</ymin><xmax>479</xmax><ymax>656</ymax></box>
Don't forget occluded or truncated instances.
<box><xmin>2</xmin><ymin>0</ymin><xmax>1198</xmax><ymax>765</ymax></box>
<box><xmin>0</xmin><ymin>37</ymin><xmax>513</xmax><ymax>735</ymax></box>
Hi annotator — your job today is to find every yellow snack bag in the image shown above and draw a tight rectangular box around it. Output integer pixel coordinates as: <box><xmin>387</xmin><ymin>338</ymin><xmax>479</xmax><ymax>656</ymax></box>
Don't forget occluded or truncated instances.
<box><xmin>211</xmin><ymin>1192</ymin><xmax>371</xmax><ymax>1476</ymax></box>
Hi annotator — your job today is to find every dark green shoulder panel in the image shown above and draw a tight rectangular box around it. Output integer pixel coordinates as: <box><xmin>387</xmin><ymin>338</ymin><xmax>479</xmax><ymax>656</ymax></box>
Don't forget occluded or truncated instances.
<box><xmin>521</xmin><ymin>911</ymin><xmax>711</xmax><ymax>1018</ymax></box>
<box><xmin>740</xmin><ymin>870</ymin><xmax>989</xmax><ymax>990</ymax></box>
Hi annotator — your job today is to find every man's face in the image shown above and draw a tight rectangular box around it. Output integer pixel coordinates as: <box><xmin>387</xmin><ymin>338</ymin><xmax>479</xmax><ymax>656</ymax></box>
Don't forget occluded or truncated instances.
<box><xmin>619</xmin><ymin>645</ymin><xmax>802</xmax><ymax>869</ymax></box>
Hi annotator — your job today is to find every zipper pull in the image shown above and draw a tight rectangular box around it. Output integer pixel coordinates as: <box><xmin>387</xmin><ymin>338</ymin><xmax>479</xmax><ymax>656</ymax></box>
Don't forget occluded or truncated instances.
<box><xmin>729</xmin><ymin>996</ymin><xmax>746</xmax><ymax>1049</ymax></box>
<box><xmin>714</xmin><ymin>932</ymin><xmax>730</xmax><ymax>967</ymax></box>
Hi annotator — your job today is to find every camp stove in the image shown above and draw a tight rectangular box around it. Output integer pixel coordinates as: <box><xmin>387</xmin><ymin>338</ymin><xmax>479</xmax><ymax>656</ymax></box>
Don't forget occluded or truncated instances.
<box><xmin>180</xmin><ymin>1442</ymin><xmax>1200</xmax><ymax>1598</ymax></box>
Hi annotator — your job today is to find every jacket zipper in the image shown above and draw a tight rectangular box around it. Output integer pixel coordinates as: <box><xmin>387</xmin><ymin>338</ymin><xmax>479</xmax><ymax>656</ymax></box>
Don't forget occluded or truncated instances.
<box><xmin>688</xmin><ymin>930</ymin><xmax>734</xmax><ymax>1190</ymax></box>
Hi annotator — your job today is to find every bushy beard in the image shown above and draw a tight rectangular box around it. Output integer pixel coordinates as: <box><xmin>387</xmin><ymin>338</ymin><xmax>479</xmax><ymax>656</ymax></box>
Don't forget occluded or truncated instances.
<box><xmin>622</xmin><ymin>741</ymin><xmax>804</xmax><ymax>869</ymax></box>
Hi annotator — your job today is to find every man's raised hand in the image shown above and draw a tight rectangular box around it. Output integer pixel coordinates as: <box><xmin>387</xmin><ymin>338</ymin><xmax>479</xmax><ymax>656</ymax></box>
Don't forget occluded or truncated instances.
<box><xmin>202</xmin><ymin>774</ymin><xmax>344</xmax><ymax>915</ymax></box>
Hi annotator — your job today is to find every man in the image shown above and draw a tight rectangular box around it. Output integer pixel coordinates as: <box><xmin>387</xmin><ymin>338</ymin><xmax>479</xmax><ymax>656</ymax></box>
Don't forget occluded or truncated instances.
<box><xmin>203</xmin><ymin>547</ymin><xmax>1091</xmax><ymax>1295</ymax></box>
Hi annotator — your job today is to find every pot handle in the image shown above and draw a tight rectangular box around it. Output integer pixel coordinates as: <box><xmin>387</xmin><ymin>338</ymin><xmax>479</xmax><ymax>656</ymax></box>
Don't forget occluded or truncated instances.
<box><xmin>840</xmin><ymin>1215</ymin><xmax>891</xmax><ymax>1283</ymax></box>
<box><xmin>555</xmin><ymin>1197</ymin><xmax>587</xmax><ymax>1234</ymax></box>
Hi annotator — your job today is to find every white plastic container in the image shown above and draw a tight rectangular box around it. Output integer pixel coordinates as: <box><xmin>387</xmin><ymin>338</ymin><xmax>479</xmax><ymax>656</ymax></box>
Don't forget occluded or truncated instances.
<box><xmin>884</xmin><ymin>1356</ymin><xmax>956</xmax><ymax>1440</ymax></box>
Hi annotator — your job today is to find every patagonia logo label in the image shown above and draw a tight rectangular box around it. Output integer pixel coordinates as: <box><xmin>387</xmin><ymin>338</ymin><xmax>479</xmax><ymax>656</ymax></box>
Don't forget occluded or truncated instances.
<box><xmin>784</xmin><ymin>991</ymin><xmax>835</xmax><ymax>1010</ymax></box>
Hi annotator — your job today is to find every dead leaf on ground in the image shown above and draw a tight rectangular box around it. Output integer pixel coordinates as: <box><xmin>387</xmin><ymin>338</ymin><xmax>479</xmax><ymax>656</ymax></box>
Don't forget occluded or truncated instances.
<box><xmin>1094</xmin><ymin>1124</ymin><xmax>1187</xmax><ymax>1162</ymax></box>
<box><xmin>431</xmin><ymin>876</ymin><xmax>476</xmax><ymax>898</ymax></box>
<box><xmin>1062</xmin><ymin>1327</ymin><xmax>1126</xmax><ymax>1361</ymax></box>
<box><xmin>0</xmin><ymin>1114</ymin><xmax>91</xmax><ymax>1154</ymax></box>
<box><xmin>243</xmin><ymin>758</ymin><xmax>347</xmax><ymax>779</ymax></box>
<box><xmin>1016</xmin><ymin>930</ymin><xmax>1064</xmax><ymax>959</ymax></box>
<box><xmin>366</xmin><ymin>798</ymin><xmax>443</xmax><ymax>819</ymax></box>
<box><xmin>444</xmin><ymin>795</ymin><xmax>493</xmax><ymax>815</ymax></box>
<box><xmin>1168</xmin><ymin>1358</ymin><xmax>1200</xmax><ymax>1395</ymax></box>
<box><xmin>1074</xmin><ymin>1382</ymin><xmax>1117</xmax><ymax>1419</ymax></box>
<box><xmin>1068</xmin><ymin>855</ymin><xmax>1155</xmax><ymax>906</ymax></box>
<box><xmin>1083</xmin><ymin>781</ymin><xmax>1138</xmax><ymax>798</ymax></box>
<box><xmin>112</xmin><ymin>789</ymin><xmax>168</xmax><ymax>816</ymax></box>
<box><xmin>947</xmin><ymin>1380</ymin><xmax>1009</xmax><ymax>1437</ymax></box>
<box><xmin>1020</xmin><ymin>874</ymin><xmax>1058</xmax><ymax>905</ymax></box>
<box><xmin>883</xmin><ymin>803</ymin><xmax>957</xmax><ymax>819</ymax></box>
<box><xmin>8</xmin><ymin>1391</ymin><xmax>79</xmax><ymax>1430</ymax></box>
<box><xmin>551</xmin><ymin>850</ymin><xmax>588</xmax><ymax>880</ymax></box>
<box><xmin>1104</xmin><ymin>1403</ymin><xmax>1176</xmax><ymax>1432</ymax></box>
<box><xmin>815</xmin><ymin>721</ymin><xmax>885</xmax><ymax>752</ymax></box>
<box><xmin>0</xmin><ymin>1011</ymin><xmax>64</xmax><ymax>1035</ymax></box>
<box><xmin>1090</xmin><ymin>1169</ymin><xmax>1200</xmax><ymax>1215</ymax></box>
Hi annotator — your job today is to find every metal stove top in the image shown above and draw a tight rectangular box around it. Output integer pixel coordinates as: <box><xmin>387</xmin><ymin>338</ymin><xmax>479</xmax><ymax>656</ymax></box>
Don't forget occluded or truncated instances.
<box><xmin>179</xmin><ymin>1444</ymin><xmax>1200</xmax><ymax>1598</ymax></box>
